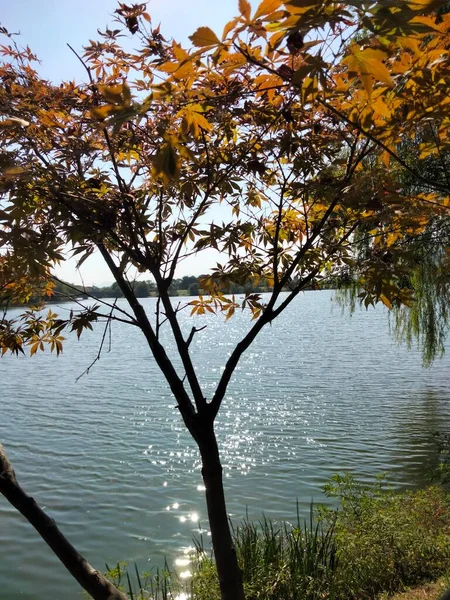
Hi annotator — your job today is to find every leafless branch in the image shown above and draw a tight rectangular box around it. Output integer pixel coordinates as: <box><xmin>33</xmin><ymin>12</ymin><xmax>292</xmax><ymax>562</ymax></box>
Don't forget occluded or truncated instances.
<box><xmin>75</xmin><ymin>302</ymin><xmax>116</xmax><ymax>382</ymax></box>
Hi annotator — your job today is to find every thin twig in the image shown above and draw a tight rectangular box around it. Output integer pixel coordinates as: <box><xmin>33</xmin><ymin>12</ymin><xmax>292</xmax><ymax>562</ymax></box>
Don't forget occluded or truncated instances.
<box><xmin>50</xmin><ymin>275</ymin><xmax>136</xmax><ymax>322</ymax></box>
<box><xmin>75</xmin><ymin>301</ymin><xmax>116</xmax><ymax>382</ymax></box>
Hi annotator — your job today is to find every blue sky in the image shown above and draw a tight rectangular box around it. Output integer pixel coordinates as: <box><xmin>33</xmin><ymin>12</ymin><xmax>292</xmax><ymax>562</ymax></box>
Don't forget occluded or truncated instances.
<box><xmin>2</xmin><ymin>1</ymin><xmax>241</xmax><ymax>81</ymax></box>
<box><xmin>2</xmin><ymin>1</ymin><xmax>253</xmax><ymax>285</ymax></box>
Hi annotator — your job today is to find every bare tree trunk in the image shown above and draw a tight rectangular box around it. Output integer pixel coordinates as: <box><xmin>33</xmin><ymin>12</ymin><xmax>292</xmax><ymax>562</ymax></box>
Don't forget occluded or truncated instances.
<box><xmin>0</xmin><ymin>444</ymin><xmax>127</xmax><ymax>600</ymax></box>
<box><xmin>196</xmin><ymin>423</ymin><xmax>245</xmax><ymax>600</ymax></box>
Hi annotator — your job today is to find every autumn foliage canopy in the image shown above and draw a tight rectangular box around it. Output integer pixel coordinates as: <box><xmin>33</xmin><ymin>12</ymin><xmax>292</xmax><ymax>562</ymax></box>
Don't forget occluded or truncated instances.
<box><xmin>0</xmin><ymin>2</ymin><xmax>449</xmax><ymax>597</ymax></box>
<box><xmin>0</xmin><ymin>1</ymin><xmax>448</xmax><ymax>352</ymax></box>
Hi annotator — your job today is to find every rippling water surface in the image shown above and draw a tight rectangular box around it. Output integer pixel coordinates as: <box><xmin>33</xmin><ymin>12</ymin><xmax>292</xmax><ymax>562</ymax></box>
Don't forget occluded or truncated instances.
<box><xmin>1</xmin><ymin>291</ymin><xmax>449</xmax><ymax>599</ymax></box>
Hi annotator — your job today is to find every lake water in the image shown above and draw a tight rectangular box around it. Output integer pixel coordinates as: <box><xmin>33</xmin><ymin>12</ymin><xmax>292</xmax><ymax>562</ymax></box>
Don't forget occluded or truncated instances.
<box><xmin>1</xmin><ymin>290</ymin><xmax>449</xmax><ymax>599</ymax></box>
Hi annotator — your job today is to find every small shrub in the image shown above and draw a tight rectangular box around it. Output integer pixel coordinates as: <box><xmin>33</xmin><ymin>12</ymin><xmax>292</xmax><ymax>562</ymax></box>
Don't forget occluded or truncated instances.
<box><xmin>324</xmin><ymin>474</ymin><xmax>450</xmax><ymax>599</ymax></box>
<box><xmin>434</xmin><ymin>432</ymin><xmax>450</xmax><ymax>490</ymax></box>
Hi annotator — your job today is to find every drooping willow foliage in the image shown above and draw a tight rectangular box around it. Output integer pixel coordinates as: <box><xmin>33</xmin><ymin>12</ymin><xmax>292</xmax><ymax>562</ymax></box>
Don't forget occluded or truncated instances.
<box><xmin>336</xmin><ymin>133</ymin><xmax>450</xmax><ymax>366</ymax></box>
<box><xmin>387</xmin><ymin>125</ymin><xmax>450</xmax><ymax>365</ymax></box>
<box><xmin>391</xmin><ymin>218</ymin><xmax>450</xmax><ymax>366</ymax></box>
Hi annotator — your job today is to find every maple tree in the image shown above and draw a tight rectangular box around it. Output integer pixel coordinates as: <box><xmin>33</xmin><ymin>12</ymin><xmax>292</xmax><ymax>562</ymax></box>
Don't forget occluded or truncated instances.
<box><xmin>0</xmin><ymin>1</ymin><xmax>449</xmax><ymax>599</ymax></box>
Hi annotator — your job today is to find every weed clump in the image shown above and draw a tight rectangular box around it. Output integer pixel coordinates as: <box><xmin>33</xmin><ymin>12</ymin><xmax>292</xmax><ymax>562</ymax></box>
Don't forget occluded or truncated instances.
<box><xmin>102</xmin><ymin>475</ymin><xmax>450</xmax><ymax>600</ymax></box>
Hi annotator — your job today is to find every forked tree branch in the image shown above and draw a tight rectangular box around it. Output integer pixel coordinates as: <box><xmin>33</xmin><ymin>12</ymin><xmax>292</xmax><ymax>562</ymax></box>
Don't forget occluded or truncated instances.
<box><xmin>96</xmin><ymin>243</ymin><xmax>197</xmax><ymax>421</ymax></box>
<box><xmin>209</xmin><ymin>217</ymin><xmax>359</xmax><ymax>419</ymax></box>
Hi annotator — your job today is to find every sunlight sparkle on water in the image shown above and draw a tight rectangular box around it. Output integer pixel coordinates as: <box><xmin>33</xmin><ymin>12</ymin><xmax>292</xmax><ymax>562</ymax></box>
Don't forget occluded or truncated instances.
<box><xmin>4</xmin><ymin>291</ymin><xmax>447</xmax><ymax>600</ymax></box>
<box><xmin>179</xmin><ymin>570</ymin><xmax>191</xmax><ymax>579</ymax></box>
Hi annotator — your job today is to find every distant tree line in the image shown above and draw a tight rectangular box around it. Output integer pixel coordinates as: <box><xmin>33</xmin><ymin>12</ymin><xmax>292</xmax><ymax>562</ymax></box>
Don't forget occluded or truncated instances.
<box><xmin>50</xmin><ymin>274</ymin><xmax>342</xmax><ymax>302</ymax></box>
<box><xmin>0</xmin><ymin>275</ymin><xmax>338</xmax><ymax>307</ymax></box>
<box><xmin>50</xmin><ymin>275</ymin><xmax>275</xmax><ymax>301</ymax></box>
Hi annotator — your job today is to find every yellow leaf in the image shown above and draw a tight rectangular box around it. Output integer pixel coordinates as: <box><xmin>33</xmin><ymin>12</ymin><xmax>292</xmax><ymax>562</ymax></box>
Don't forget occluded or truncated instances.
<box><xmin>172</xmin><ymin>43</ymin><xmax>189</xmax><ymax>62</ymax></box>
<box><xmin>265</xmin><ymin>15</ymin><xmax>300</xmax><ymax>30</ymax></box>
<box><xmin>122</xmin><ymin>83</ymin><xmax>132</xmax><ymax>105</ymax></box>
<box><xmin>254</xmin><ymin>0</ymin><xmax>282</xmax><ymax>19</ymax></box>
<box><xmin>251</xmin><ymin>306</ymin><xmax>262</xmax><ymax>320</ymax></box>
<box><xmin>380</xmin><ymin>150</ymin><xmax>391</xmax><ymax>168</ymax></box>
<box><xmin>91</xmin><ymin>104</ymin><xmax>121</xmax><ymax>119</ymax></box>
<box><xmin>158</xmin><ymin>62</ymin><xmax>180</xmax><ymax>73</ymax></box>
<box><xmin>239</xmin><ymin>0</ymin><xmax>251</xmax><ymax>20</ymax></box>
<box><xmin>192</xmin><ymin>113</ymin><xmax>213</xmax><ymax>137</ymax></box>
<box><xmin>222</xmin><ymin>52</ymin><xmax>247</xmax><ymax>76</ymax></box>
<box><xmin>379</xmin><ymin>294</ymin><xmax>392</xmax><ymax>310</ymax></box>
<box><xmin>285</xmin><ymin>0</ymin><xmax>321</xmax><ymax>15</ymax></box>
<box><xmin>99</xmin><ymin>84</ymin><xmax>123</xmax><ymax>103</ymax></box>
<box><xmin>386</xmin><ymin>231</ymin><xmax>401</xmax><ymax>246</ymax></box>
<box><xmin>419</xmin><ymin>142</ymin><xmax>437</xmax><ymax>160</ymax></box>
<box><xmin>0</xmin><ymin>117</ymin><xmax>30</xmax><ymax>129</ymax></box>
<box><xmin>268</xmin><ymin>31</ymin><xmax>286</xmax><ymax>50</ymax></box>
<box><xmin>398</xmin><ymin>37</ymin><xmax>420</xmax><ymax>56</ymax></box>
<box><xmin>392</xmin><ymin>52</ymin><xmax>412</xmax><ymax>74</ymax></box>
<box><xmin>189</xmin><ymin>26</ymin><xmax>221</xmax><ymax>48</ymax></box>
<box><xmin>222</xmin><ymin>17</ymin><xmax>240</xmax><ymax>39</ymax></box>
<box><xmin>116</xmin><ymin>149</ymin><xmax>140</xmax><ymax>163</ymax></box>
<box><xmin>225</xmin><ymin>306</ymin><xmax>235</xmax><ymax>320</ymax></box>
<box><xmin>301</xmin><ymin>76</ymin><xmax>318</xmax><ymax>103</ymax></box>
<box><xmin>152</xmin><ymin>142</ymin><xmax>180</xmax><ymax>185</ymax></box>
<box><xmin>38</xmin><ymin>112</ymin><xmax>61</xmax><ymax>128</ymax></box>
<box><xmin>171</xmin><ymin>62</ymin><xmax>195</xmax><ymax>81</ymax></box>
<box><xmin>98</xmin><ymin>84</ymin><xmax>131</xmax><ymax>106</ymax></box>
<box><xmin>410</xmin><ymin>15</ymin><xmax>444</xmax><ymax>33</ymax></box>
<box><xmin>366</xmin><ymin>59</ymin><xmax>394</xmax><ymax>86</ymax></box>
<box><xmin>254</xmin><ymin>73</ymin><xmax>283</xmax><ymax>101</ymax></box>
<box><xmin>408</xmin><ymin>0</ymin><xmax>441</xmax><ymax>10</ymax></box>
<box><xmin>343</xmin><ymin>45</ymin><xmax>393</xmax><ymax>97</ymax></box>
<box><xmin>371</xmin><ymin>97</ymin><xmax>391</xmax><ymax>118</ymax></box>
<box><xmin>1</xmin><ymin>166</ymin><xmax>27</xmax><ymax>179</ymax></box>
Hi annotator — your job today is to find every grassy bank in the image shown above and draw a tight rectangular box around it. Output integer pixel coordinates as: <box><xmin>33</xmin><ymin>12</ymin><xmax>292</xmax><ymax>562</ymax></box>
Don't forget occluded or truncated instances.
<box><xmin>383</xmin><ymin>576</ymin><xmax>450</xmax><ymax>600</ymax></box>
<box><xmin>102</xmin><ymin>475</ymin><xmax>450</xmax><ymax>600</ymax></box>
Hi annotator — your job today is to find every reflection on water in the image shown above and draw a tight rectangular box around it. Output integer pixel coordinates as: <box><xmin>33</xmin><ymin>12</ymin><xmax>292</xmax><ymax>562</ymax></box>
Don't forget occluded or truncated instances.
<box><xmin>0</xmin><ymin>291</ymin><xmax>449</xmax><ymax>599</ymax></box>
<box><xmin>384</xmin><ymin>389</ymin><xmax>448</xmax><ymax>486</ymax></box>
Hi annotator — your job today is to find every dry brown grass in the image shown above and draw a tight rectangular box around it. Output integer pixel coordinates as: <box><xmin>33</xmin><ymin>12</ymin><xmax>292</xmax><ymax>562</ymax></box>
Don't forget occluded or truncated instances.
<box><xmin>380</xmin><ymin>577</ymin><xmax>450</xmax><ymax>600</ymax></box>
